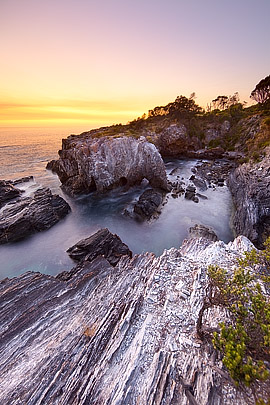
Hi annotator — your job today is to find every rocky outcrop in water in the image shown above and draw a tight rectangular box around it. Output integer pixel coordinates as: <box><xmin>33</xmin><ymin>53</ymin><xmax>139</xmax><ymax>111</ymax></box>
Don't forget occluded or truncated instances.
<box><xmin>47</xmin><ymin>135</ymin><xmax>169</xmax><ymax>195</ymax></box>
<box><xmin>228</xmin><ymin>154</ymin><xmax>270</xmax><ymax>248</ymax></box>
<box><xmin>67</xmin><ymin>228</ymin><xmax>132</xmax><ymax>266</ymax></box>
<box><xmin>0</xmin><ymin>180</ymin><xmax>21</xmax><ymax>208</ymax></box>
<box><xmin>133</xmin><ymin>188</ymin><xmax>164</xmax><ymax>221</ymax></box>
<box><xmin>0</xmin><ymin>232</ymin><xmax>262</xmax><ymax>404</ymax></box>
<box><xmin>188</xmin><ymin>224</ymin><xmax>218</xmax><ymax>241</ymax></box>
<box><xmin>0</xmin><ymin>187</ymin><xmax>71</xmax><ymax>244</ymax></box>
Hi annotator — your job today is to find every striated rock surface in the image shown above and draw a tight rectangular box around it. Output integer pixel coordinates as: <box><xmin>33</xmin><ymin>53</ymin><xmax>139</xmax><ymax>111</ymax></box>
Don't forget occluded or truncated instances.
<box><xmin>67</xmin><ymin>228</ymin><xmax>132</xmax><ymax>267</ymax></box>
<box><xmin>0</xmin><ymin>188</ymin><xmax>71</xmax><ymax>244</ymax></box>
<box><xmin>0</xmin><ymin>180</ymin><xmax>21</xmax><ymax>208</ymax></box>
<box><xmin>228</xmin><ymin>154</ymin><xmax>270</xmax><ymax>248</ymax></box>
<box><xmin>47</xmin><ymin>135</ymin><xmax>169</xmax><ymax>195</ymax></box>
<box><xmin>0</xmin><ymin>235</ymin><xmax>260</xmax><ymax>404</ymax></box>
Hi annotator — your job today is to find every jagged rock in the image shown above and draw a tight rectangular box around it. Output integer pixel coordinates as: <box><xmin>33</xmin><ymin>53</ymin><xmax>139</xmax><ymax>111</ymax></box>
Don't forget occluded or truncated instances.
<box><xmin>47</xmin><ymin>135</ymin><xmax>169</xmax><ymax>195</ymax></box>
<box><xmin>153</xmin><ymin>124</ymin><xmax>202</xmax><ymax>157</ymax></box>
<box><xmin>66</xmin><ymin>228</ymin><xmax>132</xmax><ymax>267</ymax></box>
<box><xmin>133</xmin><ymin>188</ymin><xmax>164</xmax><ymax>220</ymax></box>
<box><xmin>228</xmin><ymin>154</ymin><xmax>270</xmax><ymax>248</ymax></box>
<box><xmin>0</xmin><ymin>235</ymin><xmax>261</xmax><ymax>404</ymax></box>
<box><xmin>0</xmin><ymin>188</ymin><xmax>71</xmax><ymax>244</ymax></box>
<box><xmin>188</xmin><ymin>224</ymin><xmax>218</xmax><ymax>241</ymax></box>
<box><xmin>11</xmin><ymin>176</ymin><xmax>34</xmax><ymax>185</ymax></box>
<box><xmin>0</xmin><ymin>180</ymin><xmax>21</xmax><ymax>208</ymax></box>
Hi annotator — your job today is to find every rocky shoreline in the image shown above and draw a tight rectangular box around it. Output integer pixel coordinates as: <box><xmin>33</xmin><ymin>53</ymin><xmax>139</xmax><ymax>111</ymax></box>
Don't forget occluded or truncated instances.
<box><xmin>0</xmin><ymin>179</ymin><xmax>70</xmax><ymax>244</ymax></box>
<box><xmin>1</xmin><ymin>115</ymin><xmax>270</xmax><ymax>404</ymax></box>
<box><xmin>0</xmin><ymin>228</ymin><xmax>261</xmax><ymax>404</ymax></box>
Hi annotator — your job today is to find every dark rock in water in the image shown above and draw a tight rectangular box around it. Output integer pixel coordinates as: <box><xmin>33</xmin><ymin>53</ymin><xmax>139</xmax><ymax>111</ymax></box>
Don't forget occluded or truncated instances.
<box><xmin>47</xmin><ymin>135</ymin><xmax>169</xmax><ymax>195</ymax></box>
<box><xmin>188</xmin><ymin>224</ymin><xmax>218</xmax><ymax>241</ymax></box>
<box><xmin>0</xmin><ymin>180</ymin><xmax>21</xmax><ymax>208</ymax></box>
<box><xmin>228</xmin><ymin>155</ymin><xmax>270</xmax><ymax>248</ymax></box>
<box><xmin>66</xmin><ymin>228</ymin><xmax>132</xmax><ymax>268</ymax></box>
<box><xmin>0</xmin><ymin>235</ymin><xmax>259</xmax><ymax>404</ymax></box>
<box><xmin>133</xmin><ymin>188</ymin><xmax>164</xmax><ymax>220</ymax></box>
<box><xmin>184</xmin><ymin>185</ymin><xmax>198</xmax><ymax>202</ymax></box>
<box><xmin>197</xmin><ymin>193</ymin><xmax>208</xmax><ymax>200</ymax></box>
<box><xmin>11</xmin><ymin>176</ymin><xmax>34</xmax><ymax>185</ymax></box>
<box><xmin>0</xmin><ymin>188</ymin><xmax>71</xmax><ymax>244</ymax></box>
<box><xmin>191</xmin><ymin>176</ymin><xmax>207</xmax><ymax>191</ymax></box>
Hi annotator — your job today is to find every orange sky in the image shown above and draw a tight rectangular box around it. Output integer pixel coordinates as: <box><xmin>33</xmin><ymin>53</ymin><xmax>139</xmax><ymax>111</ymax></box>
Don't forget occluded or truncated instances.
<box><xmin>1</xmin><ymin>0</ymin><xmax>270</xmax><ymax>129</ymax></box>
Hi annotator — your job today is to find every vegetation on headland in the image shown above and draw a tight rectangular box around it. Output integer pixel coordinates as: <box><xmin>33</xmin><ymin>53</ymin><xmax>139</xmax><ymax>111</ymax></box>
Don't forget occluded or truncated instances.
<box><xmin>82</xmin><ymin>75</ymin><xmax>270</xmax><ymax>161</ymax></box>
<box><xmin>197</xmin><ymin>238</ymin><xmax>270</xmax><ymax>403</ymax></box>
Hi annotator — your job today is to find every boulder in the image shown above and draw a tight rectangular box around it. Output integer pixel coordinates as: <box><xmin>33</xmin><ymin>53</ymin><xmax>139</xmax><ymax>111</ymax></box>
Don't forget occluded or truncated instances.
<box><xmin>0</xmin><ymin>180</ymin><xmax>21</xmax><ymax>208</ymax></box>
<box><xmin>133</xmin><ymin>188</ymin><xmax>164</xmax><ymax>221</ymax></box>
<box><xmin>47</xmin><ymin>135</ymin><xmax>169</xmax><ymax>195</ymax></box>
<box><xmin>184</xmin><ymin>184</ymin><xmax>198</xmax><ymax>202</ymax></box>
<box><xmin>0</xmin><ymin>188</ymin><xmax>71</xmax><ymax>244</ymax></box>
<box><xmin>66</xmin><ymin>228</ymin><xmax>132</xmax><ymax>267</ymax></box>
<box><xmin>228</xmin><ymin>155</ymin><xmax>270</xmax><ymax>248</ymax></box>
<box><xmin>188</xmin><ymin>223</ymin><xmax>218</xmax><ymax>241</ymax></box>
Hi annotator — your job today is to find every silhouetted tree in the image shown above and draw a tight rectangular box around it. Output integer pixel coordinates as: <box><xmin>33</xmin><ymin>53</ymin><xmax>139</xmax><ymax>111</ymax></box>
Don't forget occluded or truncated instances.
<box><xmin>250</xmin><ymin>75</ymin><xmax>270</xmax><ymax>105</ymax></box>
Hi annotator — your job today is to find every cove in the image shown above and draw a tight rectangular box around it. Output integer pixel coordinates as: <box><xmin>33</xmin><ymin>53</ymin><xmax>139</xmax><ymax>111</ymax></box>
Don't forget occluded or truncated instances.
<box><xmin>0</xmin><ymin>159</ymin><xmax>234</xmax><ymax>279</ymax></box>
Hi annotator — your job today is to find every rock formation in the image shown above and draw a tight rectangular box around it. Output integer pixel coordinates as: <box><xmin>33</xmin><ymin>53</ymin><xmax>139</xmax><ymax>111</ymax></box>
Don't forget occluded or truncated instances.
<box><xmin>133</xmin><ymin>188</ymin><xmax>164</xmax><ymax>221</ymax></box>
<box><xmin>47</xmin><ymin>135</ymin><xmax>169</xmax><ymax>195</ymax></box>
<box><xmin>188</xmin><ymin>224</ymin><xmax>218</xmax><ymax>242</ymax></box>
<box><xmin>0</xmin><ymin>187</ymin><xmax>71</xmax><ymax>244</ymax></box>
<box><xmin>228</xmin><ymin>153</ymin><xmax>270</xmax><ymax>248</ymax></box>
<box><xmin>67</xmin><ymin>228</ymin><xmax>132</xmax><ymax>266</ymax></box>
<box><xmin>0</xmin><ymin>231</ymin><xmax>262</xmax><ymax>404</ymax></box>
<box><xmin>0</xmin><ymin>180</ymin><xmax>21</xmax><ymax>208</ymax></box>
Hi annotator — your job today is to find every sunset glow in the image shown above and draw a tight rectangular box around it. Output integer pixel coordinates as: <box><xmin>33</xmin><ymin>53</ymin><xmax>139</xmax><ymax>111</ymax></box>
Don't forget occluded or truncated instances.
<box><xmin>1</xmin><ymin>0</ymin><xmax>270</xmax><ymax>129</ymax></box>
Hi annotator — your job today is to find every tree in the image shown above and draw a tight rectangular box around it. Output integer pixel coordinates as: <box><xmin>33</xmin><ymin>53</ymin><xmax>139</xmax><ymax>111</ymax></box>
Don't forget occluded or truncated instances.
<box><xmin>250</xmin><ymin>75</ymin><xmax>270</xmax><ymax>105</ymax></box>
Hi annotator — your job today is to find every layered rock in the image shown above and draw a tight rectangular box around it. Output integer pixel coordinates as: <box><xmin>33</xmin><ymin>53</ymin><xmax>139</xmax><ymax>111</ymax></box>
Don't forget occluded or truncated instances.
<box><xmin>0</xmin><ymin>180</ymin><xmax>21</xmax><ymax>208</ymax></box>
<box><xmin>0</xmin><ymin>188</ymin><xmax>71</xmax><ymax>244</ymax></box>
<box><xmin>47</xmin><ymin>135</ymin><xmax>169</xmax><ymax>195</ymax></box>
<box><xmin>0</xmin><ymin>234</ymin><xmax>261</xmax><ymax>404</ymax></box>
<box><xmin>228</xmin><ymin>154</ymin><xmax>270</xmax><ymax>248</ymax></box>
<box><xmin>67</xmin><ymin>228</ymin><xmax>132</xmax><ymax>266</ymax></box>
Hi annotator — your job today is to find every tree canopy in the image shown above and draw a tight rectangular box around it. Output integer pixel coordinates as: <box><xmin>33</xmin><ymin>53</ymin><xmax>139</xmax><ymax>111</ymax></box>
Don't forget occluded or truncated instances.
<box><xmin>250</xmin><ymin>75</ymin><xmax>270</xmax><ymax>105</ymax></box>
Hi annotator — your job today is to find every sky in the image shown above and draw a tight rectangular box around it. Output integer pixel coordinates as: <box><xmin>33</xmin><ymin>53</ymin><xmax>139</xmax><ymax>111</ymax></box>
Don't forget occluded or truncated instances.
<box><xmin>1</xmin><ymin>0</ymin><xmax>270</xmax><ymax>129</ymax></box>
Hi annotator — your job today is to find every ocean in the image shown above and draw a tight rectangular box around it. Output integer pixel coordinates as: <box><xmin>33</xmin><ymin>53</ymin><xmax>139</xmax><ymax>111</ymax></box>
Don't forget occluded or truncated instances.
<box><xmin>0</xmin><ymin>126</ymin><xmax>234</xmax><ymax>279</ymax></box>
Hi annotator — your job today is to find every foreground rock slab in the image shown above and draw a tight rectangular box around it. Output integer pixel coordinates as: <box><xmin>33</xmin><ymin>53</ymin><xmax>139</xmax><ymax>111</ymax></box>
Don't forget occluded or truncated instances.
<box><xmin>0</xmin><ymin>235</ymin><xmax>261</xmax><ymax>404</ymax></box>
<box><xmin>0</xmin><ymin>188</ymin><xmax>71</xmax><ymax>244</ymax></box>
<box><xmin>47</xmin><ymin>135</ymin><xmax>169</xmax><ymax>195</ymax></box>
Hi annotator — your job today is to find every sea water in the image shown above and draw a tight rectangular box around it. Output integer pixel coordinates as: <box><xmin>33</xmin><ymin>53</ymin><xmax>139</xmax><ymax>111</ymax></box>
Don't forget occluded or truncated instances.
<box><xmin>0</xmin><ymin>127</ymin><xmax>234</xmax><ymax>279</ymax></box>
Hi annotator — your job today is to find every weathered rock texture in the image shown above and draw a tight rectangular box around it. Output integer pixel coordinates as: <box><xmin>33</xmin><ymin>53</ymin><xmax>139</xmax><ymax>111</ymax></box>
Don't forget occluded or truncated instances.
<box><xmin>228</xmin><ymin>154</ymin><xmax>270</xmax><ymax>248</ymax></box>
<box><xmin>47</xmin><ymin>135</ymin><xmax>169</xmax><ymax>195</ymax></box>
<box><xmin>0</xmin><ymin>180</ymin><xmax>21</xmax><ymax>208</ymax></box>
<box><xmin>0</xmin><ymin>188</ymin><xmax>71</xmax><ymax>244</ymax></box>
<box><xmin>133</xmin><ymin>188</ymin><xmax>164</xmax><ymax>221</ymax></box>
<box><xmin>188</xmin><ymin>224</ymin><xmax>218</xmax><ymax>242</ymax></box>
<box><xmin>67</xmin><ymin>228</ymin><xmax>132</xmax><ymax>266</ymax></box>
<box><xmin>0</xmin><ymin>234</ymin><xmax>261</xmax><ymax>404</ymax></box>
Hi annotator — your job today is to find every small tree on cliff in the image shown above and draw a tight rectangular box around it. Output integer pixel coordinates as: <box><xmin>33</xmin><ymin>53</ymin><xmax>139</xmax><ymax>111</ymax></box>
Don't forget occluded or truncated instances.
<box><xmin>250</xmin><ymin>75</ymin><xmax>270</xmax><ymax>105</ymax></box>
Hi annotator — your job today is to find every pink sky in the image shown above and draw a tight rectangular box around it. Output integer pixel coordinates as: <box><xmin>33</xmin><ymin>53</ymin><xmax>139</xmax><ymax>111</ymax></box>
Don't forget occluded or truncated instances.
<box><xmin>1</xmin><ymin>0</ymin><xmax>269</xmax><ymax>128</ymax></box>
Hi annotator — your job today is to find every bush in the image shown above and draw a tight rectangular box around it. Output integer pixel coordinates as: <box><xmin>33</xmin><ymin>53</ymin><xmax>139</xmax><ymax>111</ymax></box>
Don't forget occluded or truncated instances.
<box><xmin>198</xmin><ymin>238</ymin><xmax>270</xmax><ymax>398</ymax></box>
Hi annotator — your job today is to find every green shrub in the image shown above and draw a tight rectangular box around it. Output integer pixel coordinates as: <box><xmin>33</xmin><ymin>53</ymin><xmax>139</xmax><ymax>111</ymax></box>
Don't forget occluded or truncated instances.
<box><xmin>199</xmin><ymin>238</ymin><xmax>270</xmax><ymax>394</ymax></box>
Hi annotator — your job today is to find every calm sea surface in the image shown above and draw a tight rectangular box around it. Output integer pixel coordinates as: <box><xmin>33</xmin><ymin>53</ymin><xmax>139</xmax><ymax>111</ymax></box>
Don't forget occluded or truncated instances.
<box><xmin>0</xmin><ymin>127</ymin><xmax>234</xmax><ymax>279</ymax></box>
